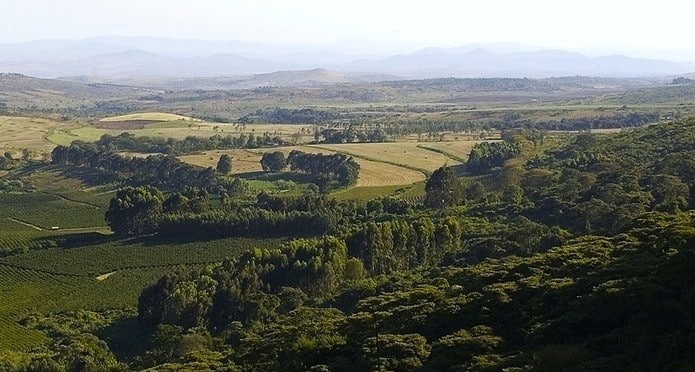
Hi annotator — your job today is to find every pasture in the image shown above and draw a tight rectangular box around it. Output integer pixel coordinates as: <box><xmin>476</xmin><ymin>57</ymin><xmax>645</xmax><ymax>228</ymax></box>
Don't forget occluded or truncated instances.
<box><xmin>308</xmin><ymin>141</ymin><xmax>464</xmax><ymax>174</ymax></box>
<box><xmin>179</xmin><ymin>148</ymin><xmax>264</xmax><ymax>174</ymax></box>
<box><xmin>99</xmin><ymin>112</ymin><xmax>199</xmax><ymax>122</ymax></box>
<box><xmin>0</xmin><ymin>116</ymin><xmax>67</xmax><ymax>157</ymax></box>
<box><xmin>61</xmin><ymin>122</ymin><xmax>313</xmax><ymax>144</ymax></box>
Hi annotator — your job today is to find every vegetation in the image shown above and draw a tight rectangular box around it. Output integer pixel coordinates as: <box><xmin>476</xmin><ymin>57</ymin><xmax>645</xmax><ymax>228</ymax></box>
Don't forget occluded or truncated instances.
<box><xmin>215</xmin><ymin>154</ymin><xmax>232</xmax><ymax>175</ymax></box>
<box><xmin>260</xmin><ymin>151</ymin><xmax>286</xmax><ymax>172</ymax></box>
<box><xmin>1</xmin><ymin>73</ymin><xmax>695</xmax><ymax>370</ymax></box>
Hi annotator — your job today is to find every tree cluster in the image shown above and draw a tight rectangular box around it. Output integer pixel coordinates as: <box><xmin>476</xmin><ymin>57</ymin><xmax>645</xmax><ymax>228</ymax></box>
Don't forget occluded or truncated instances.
<box><xmin>466</xmin><ymin>141</ymin><xmax>522</xmax><ymax>174</ymax></box>
<box><xmin>238</xmin><ymin>107</ymin><xmax>341</xmax><ymax>124</ymax></box>
<box><xmin>287</xmin><ymin>150</ymin><xmax>360</xmax><ymax>188</ymax></box>
<box><xmin>96</xmin><ymin>132</ymin><xmax>286</xmax><ymax>155</ymax></box>
<box><xmin>51</xmin><ymin>142</ymin><xmax>217</xmax><ymax>191</ymax></box>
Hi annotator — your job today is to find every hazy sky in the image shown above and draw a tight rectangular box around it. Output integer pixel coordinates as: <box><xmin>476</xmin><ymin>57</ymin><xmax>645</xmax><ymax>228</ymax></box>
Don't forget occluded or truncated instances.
<box><xmin>2</xmin><ymin>0</ymin><xmax>694</xmax><ymax>60</ymax></box>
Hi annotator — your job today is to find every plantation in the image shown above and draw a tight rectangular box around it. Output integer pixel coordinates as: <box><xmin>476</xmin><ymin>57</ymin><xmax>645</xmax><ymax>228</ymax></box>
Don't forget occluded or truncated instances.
<box><xmin>0</xmin><ymin>193</ymin><xmax>106</xmax><ymax>229</ymax></box>
<box><xmin>0</xmin><ymin>236</ymin><xmax>281</xmax><ymax>351</ymax></box>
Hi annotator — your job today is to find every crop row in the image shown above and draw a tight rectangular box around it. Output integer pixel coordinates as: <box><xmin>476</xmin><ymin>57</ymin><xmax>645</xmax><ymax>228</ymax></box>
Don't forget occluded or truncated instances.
<box><xmin>0</xmin><ymin>192</ymin><xmax>106</xmax><ymax>229</ymax></box>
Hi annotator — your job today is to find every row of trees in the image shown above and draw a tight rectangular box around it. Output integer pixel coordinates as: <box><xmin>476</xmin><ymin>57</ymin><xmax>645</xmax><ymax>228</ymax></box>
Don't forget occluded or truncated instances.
<box><xmin>104</xmin><ymin>185</ymin><xmax>340</xmax><ymax>238</ymax></box>
<box><xmin>318</xmin><ymin>127</ymin><xmax>388</xmax><ymax>144</ymax></box>
<box><xmin>96</xmin><ymin>131</ymin><xmax>286</xmax><ymax>155</ymax></box>
<box><xmin>51</xmin><ymin>142</ymin><xmax>217</xmax><ymax>190</ymax></box>
<box><xmin>138</xmin><ymin>236</ymin><xmax>351</xmax><ymax>329</ymax></box>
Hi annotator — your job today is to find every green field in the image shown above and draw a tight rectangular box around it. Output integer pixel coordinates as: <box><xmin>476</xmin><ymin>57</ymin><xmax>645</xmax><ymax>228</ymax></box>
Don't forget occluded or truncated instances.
<box><xmin>0</xmin><ymin>236</ymin><xmax>281</xmax><ymax>351</ymax></box>
<box><xmin>0</xmin><ymin>193</ymin><xmax>106</xmax><ymax>230</ymax></box>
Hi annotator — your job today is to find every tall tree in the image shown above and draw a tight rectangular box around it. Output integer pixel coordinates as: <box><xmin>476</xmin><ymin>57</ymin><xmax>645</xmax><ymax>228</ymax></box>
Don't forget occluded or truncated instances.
<box><xmin>216</xmin><ymin>154</ymin><xmax>232</xmax><ymax>175</ymax></box>
<box><xmin>424</xmin><ymin>166</ymin><xmax>463</xmax><ymax>209</ymax></box>
<box><xmin>260</xmin><ymin>151</ymin><xmax>286</xmax><ymax>172</ymax></box>
<box><xmin>105</xmin><ymin>186</ymin><xmax>164</xmax><ymax>236</ymax></box>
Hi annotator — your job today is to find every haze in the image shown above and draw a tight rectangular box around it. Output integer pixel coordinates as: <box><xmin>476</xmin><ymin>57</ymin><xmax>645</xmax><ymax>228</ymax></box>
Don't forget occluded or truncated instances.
<box><xmin>2</xmin><ymin>0</ymin><xmax>695</xmax><ymax>61</ymax></box>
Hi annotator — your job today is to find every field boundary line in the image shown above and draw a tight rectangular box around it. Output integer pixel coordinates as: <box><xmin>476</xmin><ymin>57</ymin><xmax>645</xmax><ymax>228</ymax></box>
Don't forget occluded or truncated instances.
<box><xmin>308</xmin><ymin>144</ymin><xmax>432</xmax><ymax>176</ymax></box>
<box><xmin>416</xmin><ymin>144</ymin><xmax>469</xmax><ymax>163</ymax></box>
<box><xmin>38</xmin><ymin>191</ymin><xmax>102</xmax><ymax>209</ymax></box>
<box><xmin>0</xmin><ymin>261</ymin><xmax>88</xmax><ymax>278</ymax></box>
<box><xmin>7</xmin><ymin>218</ymin><xmax>44</xmax><ymax>231</ymax></box>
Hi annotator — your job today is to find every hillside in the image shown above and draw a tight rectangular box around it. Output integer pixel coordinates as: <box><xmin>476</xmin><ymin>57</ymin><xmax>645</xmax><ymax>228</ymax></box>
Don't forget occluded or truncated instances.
<box><xmin>0</xmin><ymin>116</ymin><xmax>692</xmax><ymax>369</ymax></box>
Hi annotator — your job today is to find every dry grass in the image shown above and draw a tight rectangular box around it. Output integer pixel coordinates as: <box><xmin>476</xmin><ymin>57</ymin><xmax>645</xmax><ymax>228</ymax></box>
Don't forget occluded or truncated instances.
<box><xmin>179</xmin><ymin>149</ymin><xmax>264</xmax><ymax>174</ymax></box>
<box><xmin>99</xmin><ymin>112</ymin><xmax>198</xmax><ymax>122</ymax></box>
<box><xmin>415</xmin><ymin>140</ymin><xmax>483</xmax><ymax>162</ymax></box>
<box><xmin>0</xmin><ymin>116</ymin><xmax>66</xmax><ymax>157</ymax></box>
<box><xmin>64</xmin><ymin>122</ymin><xmax>314</xmax><ymax>144</ymax></box>
<box><xmin>308</xmin><ymin>142</ymin><xmax>461</xmax><ymax>173</ymax></box>
<box><xmin>352</xmin><ymin>158</ymin><xmax>424</xmax><ymax>187</ymax></box>
<box><xmin>179</xmin><ymin>145</ymin><xmax>425</xmax><ymax>187</ymax></box>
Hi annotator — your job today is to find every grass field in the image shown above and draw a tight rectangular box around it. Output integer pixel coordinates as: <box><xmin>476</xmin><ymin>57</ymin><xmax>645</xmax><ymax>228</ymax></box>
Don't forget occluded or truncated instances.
<box><xmin>99</xmin><ymin>112</ymin><xmax>199</xmax><ymax>122</ymax></box>
<box><xmin>179</xmin><ymin>149</ymin><xmax>264</xmax><ymax>174</ymax></box>
<box><xmin>309</xmin><ymin>142</ymin><xmax>464</xmax><ymax>174</ymax></box>
<box><xmin>61</xmin><ymin>122</ymin><xmax>313</xmax><ymax>143</ymax></box>
<box><xmin>0</xmin><ymin>116</ymin><xmax>68</xmax><ymax>157</ymax></box>
<box><xmin>0</xmin><ymin>236</ymin><xmax>281</xmax><ymax>351</ymax></box>
<box><xmin>415</xmin><ymin>140</ymin><xmax>483</xmax><ymax>163</ymax></box>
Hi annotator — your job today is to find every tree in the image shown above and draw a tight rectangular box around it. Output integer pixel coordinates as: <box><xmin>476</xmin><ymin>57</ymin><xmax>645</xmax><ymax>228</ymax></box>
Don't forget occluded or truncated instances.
<box><xmin>105</xmin><ymin>186</ymin><xmax>164</xmax><ymax>236</ymax></box>
<box><xmin>424</xmin><ymin>166</ymin><xmax>462</xmax><ymax>209</ymax></box>
<box><xmin>261</xmin><ymin>151</ymin><xmax>286</xmax><ymax>172</ymax></box>
<box><xmin>216</xmin><ymin>154</ymin><xmax>232</xmax><ymax>175</ymax></box>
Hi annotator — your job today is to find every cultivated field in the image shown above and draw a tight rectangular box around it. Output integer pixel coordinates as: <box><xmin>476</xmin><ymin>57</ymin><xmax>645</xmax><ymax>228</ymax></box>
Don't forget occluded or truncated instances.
<box><xmin>0</xmin><ymin>193</ymin><xmax>106</xmax><ymax>230</ymax></box>
<box><xmin>0</xmin><ymin>236</ymin><xmax>281</xmax><ymax>351</ymax></box>
<box><xmin>308</xmin><ymin>141</ymin><xmax>464</xmax><ymax>173</ymax></box>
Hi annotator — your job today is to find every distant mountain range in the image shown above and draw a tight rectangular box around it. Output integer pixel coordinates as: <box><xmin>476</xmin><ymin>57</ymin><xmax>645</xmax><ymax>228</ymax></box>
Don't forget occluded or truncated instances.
<box><xmin>0</xmin><ymin>37</ymin><xmax>693</xmax><ymax>81</ymax></box>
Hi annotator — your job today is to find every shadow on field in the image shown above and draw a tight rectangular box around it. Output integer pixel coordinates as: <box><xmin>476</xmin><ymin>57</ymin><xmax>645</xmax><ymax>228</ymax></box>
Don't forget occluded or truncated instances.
<box><xmin>55</xmin><ymin>231</ymin><xmax>112</xmax><ymax>249</ymax></box>
<box><xmin>119</xmin><ymin>233</ymin><xmax>285</xmax><ymax>247</ymax></box>
<box><xmin>238</xmin><ymin>171</ymin><xmax>317</xmax><ymax>184</ymax></box>
<box><xmin>96</xmin><ymin>315</ymin><xmax>155</xmax><ymax>362</ymax></box>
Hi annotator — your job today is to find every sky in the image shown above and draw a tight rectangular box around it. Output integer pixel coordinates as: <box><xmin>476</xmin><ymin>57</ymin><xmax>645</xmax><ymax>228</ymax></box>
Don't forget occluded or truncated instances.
<box><xmin>2</xmin><ymin>0</ymin><xmax>694</xmax><ymax>60</ymax></box>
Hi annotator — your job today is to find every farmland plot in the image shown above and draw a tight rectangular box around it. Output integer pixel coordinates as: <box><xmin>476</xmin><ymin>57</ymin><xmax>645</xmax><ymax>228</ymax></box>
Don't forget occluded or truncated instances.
<box><xmin>309</xmin><ymin>142</ymin><xmax>461</xmax><ymax>173</ymax></box>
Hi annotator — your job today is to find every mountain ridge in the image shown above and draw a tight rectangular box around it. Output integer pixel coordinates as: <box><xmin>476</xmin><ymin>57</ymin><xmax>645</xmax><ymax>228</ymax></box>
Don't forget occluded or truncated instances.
<box><xmin>0</xmin><ymin>37</ymin><xmax>693</xmax><ymax>81</ymax></box>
